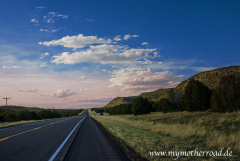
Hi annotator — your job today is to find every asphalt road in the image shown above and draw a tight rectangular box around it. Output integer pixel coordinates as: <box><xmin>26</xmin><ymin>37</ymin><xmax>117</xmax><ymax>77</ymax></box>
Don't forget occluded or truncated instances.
<box><xmin>64</xmin><ymin>115</ymin><xmax>130</xmax><ymax>161</ymax></box>
<box><xmin>0</xmin><ymin>112</ymin><xmax>87</xmax><ymax>161</ymax></box>
<box><xmin>0</xmin><ymin>111</ymin><xmax>131</xmax><ymax>161</ymax></box>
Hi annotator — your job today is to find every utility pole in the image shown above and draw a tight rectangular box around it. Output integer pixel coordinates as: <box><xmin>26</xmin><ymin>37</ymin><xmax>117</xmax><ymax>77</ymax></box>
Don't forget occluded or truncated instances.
<box><xmin>3</xmin><ymin>97</ymin><xmax>11</xmax><ymax>113</ymax></box>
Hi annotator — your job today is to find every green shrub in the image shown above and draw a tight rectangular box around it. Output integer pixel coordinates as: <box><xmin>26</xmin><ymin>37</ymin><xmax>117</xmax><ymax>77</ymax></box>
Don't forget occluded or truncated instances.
<box><xmin>0</xmin><ymin>114</ymin><xmax>5</xmax><ymax>122</ymax></box>
<box><xmin>159</xmin><ymin>98</ymin><xmax>175</xmax><ymax>113</ymax></box>
<box><xmin>5</xmin><ymin>112</ymin><xmax>16</xmax><ymax>122</ymax></box>
<box><xmin>181</xmin><ymin>79</ymin><xmax>212</xmax><ymax>112</ymax></box>
<box><xmin>211</xmin><ymin>74</ymin><xmax>240</xmax><ymax>113</ymax></box>
<box><xmin>131</xmin><ymin>97</ymin><xmax>151</xmax><ymax>116</ymax></box>
<box><xmin>109</xmin><ymin>103</ymin><xmax>132</xmax><ymax>115</ymax></box>
<box><xmin>152</xmin><ymin>102</ymin><xmax>159</xmax><ymax>112</ymax></box>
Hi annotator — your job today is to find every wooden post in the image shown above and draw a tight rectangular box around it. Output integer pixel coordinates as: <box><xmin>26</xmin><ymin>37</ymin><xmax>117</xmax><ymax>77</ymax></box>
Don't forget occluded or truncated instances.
<box><xmin>3</xmin><ymin>97</ymin><xmax>10</xmax><ymax>113</ymax></box>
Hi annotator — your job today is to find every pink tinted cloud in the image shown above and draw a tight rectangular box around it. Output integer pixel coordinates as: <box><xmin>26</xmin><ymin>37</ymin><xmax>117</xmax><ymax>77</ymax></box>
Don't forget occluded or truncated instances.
<box><xmin>109</xmin><ymin>68</ymin><xmax>184</xmax><ymax>92</ymax></box>
<box><xmin>51</xmin><ymin>89</ymin><xmax>77</xmax><ymax>98</ymax></box>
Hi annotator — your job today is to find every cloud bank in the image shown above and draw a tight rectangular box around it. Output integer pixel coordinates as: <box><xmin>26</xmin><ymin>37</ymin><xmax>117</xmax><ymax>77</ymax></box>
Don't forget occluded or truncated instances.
<box><xmin>51</xmin><ymin>89</ymin><xmax>77</xmax><ymax>98</ymax></box>
<box><xmin>39</xmin><ymin>34</ymin><xmax>158</xmax><ymax>64</ymax></box>
<box><xmin>39</xmin><ymin>34</ymin><xmax>111</xmax><ymax>49</ymax></box>
<box><xmin>124</xmin><ymin>34</ymin><xmax>139</xmax><ymax>40</ymax></box>
<box><xmin>109</xmin><ymin>68</ymin><xmax>184</xmax><ymax>92</ymax></box>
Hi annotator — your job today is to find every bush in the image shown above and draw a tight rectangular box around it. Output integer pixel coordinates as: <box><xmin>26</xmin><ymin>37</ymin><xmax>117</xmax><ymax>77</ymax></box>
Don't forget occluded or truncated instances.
<box><xmin>91</xmin><ymin>108</ymin><xmax>105</xmax><ymax>113</ymax></box>
<box><xmin>211</xmin><ymin>74</ymin><xmax>240</xmax><ymax>113</ymax></box>
<box><xmin>131</xmin><ymin>97</ymin><xmax>151</xmax><ymax>116</ymax></box>
<box><xmin>159</xmin><ymin>98</ymin><xmax>175</xmax><ymax>113</ymax></box>
<box><xmin>109</xmin><ymin>103</ymin><xmax>132</xmax><ymax>115</ymax></box>
<box><xmin>181</xmin><ymin>79</ymin><xmax>212</xmax><ymax>112</ymax></box>
<box><xmin>0</xmin><ymin>114</ymin><xmax>5</xmax><ymax>122</ymax></box>
<box><xmin>100</xmin><ymin>112</ymin><xmax>103</xmax><ymax>115</ymax></box>
<box><xmin>5</xmin><ymin>112</ymin><xmax>16</xmax><ymax>122</ymax></box>
<box><xmin>152</xmin><ymin>102</ymin><xmax>159</xmax><ymax>112</ymax></box>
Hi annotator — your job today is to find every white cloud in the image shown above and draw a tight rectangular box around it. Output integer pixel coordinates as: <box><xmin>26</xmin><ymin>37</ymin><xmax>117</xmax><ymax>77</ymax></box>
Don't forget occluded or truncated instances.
<box><xmin>153</xmin><ymin>52</ymin><xmax>160</xmax><ymax>57</ymax></box>
<box><xmin>47</xmin><ymin>18</ymin><xmax>55</xmax><ymax>23</ymax></box>
<box><xmin>34</xmin><ymin>24</ymin><xmax>40</xmax><ymax>26</ymax></box>
<box><xmin>190</xmin><ymin>67</ymin><xmax>216</xmax><ymax>72</ymax></box>
<box><xmin>31</xmin><ymin>19</ymin><xmax>38</xmax><ymax>23</ymax></box>
<box><xmin>51</xmin><ymin>27</ymin><xmax>61</xmax><ymax>33</ymax></box>
<box><xmin>134</xmin><ymin>59</ymin><xmax>152</xmax><ymax>65</ymax></box>
<box><xmin>73</xmin><ymin>97</ymin><xmax>114</xmax><ymax>103</ymax></box>
<box><xmin>142</xmin><ymin>42</ymin><xmax>148</xmax><ymax>45</ymax></box>
<box><xmin>40</xmin><ymin>61</ymin><xmax>48</xmax><ymax>67</ymax></box>
<box><xmin>51</xmin><ymin>44</ymin><xmax>156</xmax><ymax>64</ymax></box>
<box><xmin>51</xmin><ymin>89</ymin><xmax>77</xmax><ymax>98</ymax></box>
<box><xmin>113</xmin><ymin>35</ymin><xmax>122</xmax><ymax>41</ymax></box>
<box><xmin>48</xmin><ymin>12</ymin><xmax>57</xmax><ymax>17</ymax></box>
<box><xmin>108</xmin><ymin>68</ymin><xmax>183</xmax><ymax>92</ymax></box>
<box><xmin>27</xmin><ymin>66</ymin><xmax>37</xmax><ymax>69</ymax></box>
<box><xmin>40</xmin><ymin>29</ymin><xmax>48</xmax><ymax>32</ymax></box>
<box><xmin>86</xmin><ymin>18</ymin><xmax>94</xmax><ymax>22</ymax></box>
<box><xmin>79</xmin><ymin>88</ymin><xmax>87</xmax><ymax>93</ymax></box>
<box><xmin>2</xmin><ymin>65</ymin><xmax>22</xmax><ymax>69</ymax></box>
<box><xmin>58</xmin><ymin>14</ymin><xmax>69</xmax><ymax>18</ymax></box>
<box><xmin>40</xmin><ymin>52</ymin><xmax>49</xmax><ymax>59</ymax></box>
<box><xmin>41</xmin><ymin>12</ymin><xmax>68</xmax><ymax>24</ymax></box>
<box><xmin>18</xmin><ymin>88</ymin><xmax>39</xmax><ymax>93</ymax></box>
<box><xmin>39</xmin><ymin>34</ymin><xmax>112</xmax><ymax>49</ymax></box>
<box><xmin>124</xmin><ymin>34</ymin><xmax>139</xmax><ymax>40</ymax></box>
<box><xmin>102</xmin><ymin>69</ymin><xmax>111</xmax><ymax>73</ymax></box>
<box><xmin>36</xmin><ymin>6</ymin><xmax>47</xmax><ymax>9</ymax></box>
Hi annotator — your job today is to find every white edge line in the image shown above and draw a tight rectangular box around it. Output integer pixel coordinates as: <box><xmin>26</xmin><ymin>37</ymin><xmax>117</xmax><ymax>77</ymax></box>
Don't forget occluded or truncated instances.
<box><xmin>48</xmin><ymin>115</ymin><xmax>87</xmax><ymax>161</ymax></box>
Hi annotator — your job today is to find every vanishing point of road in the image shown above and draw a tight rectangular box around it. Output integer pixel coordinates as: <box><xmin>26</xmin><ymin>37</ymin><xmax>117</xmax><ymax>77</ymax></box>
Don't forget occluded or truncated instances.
<box><xmin>0</xmin><ymin>111</ymin><xmax>131</xmax><ymax>161</ymax></box>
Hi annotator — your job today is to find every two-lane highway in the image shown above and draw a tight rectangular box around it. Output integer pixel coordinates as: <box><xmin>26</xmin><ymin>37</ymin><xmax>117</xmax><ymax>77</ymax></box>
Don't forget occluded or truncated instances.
<box><xmin>0</xmin><ymin>111</ymin><xmax>131</xmax><ymax>161</ymax></box>
<box><xmin>0</xmin><ymin>112</ymin><xmax>87</xmax><ymax>161</ymax></box>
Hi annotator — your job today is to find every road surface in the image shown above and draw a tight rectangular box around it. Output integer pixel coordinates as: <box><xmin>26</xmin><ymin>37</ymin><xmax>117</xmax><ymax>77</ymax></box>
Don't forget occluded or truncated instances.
<box><xmin>0</xmin><ymin>111</ymin><xmax>130</xmax><ymax>161</ymax></box>
<box><xmin>64</xmin><ymin>115</ymin><xmax>130</xmax><ymax>161</ymax></box>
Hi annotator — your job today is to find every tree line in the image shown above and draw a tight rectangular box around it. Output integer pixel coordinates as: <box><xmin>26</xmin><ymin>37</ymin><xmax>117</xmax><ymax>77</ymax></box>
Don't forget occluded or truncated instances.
<box><xmin>181</xmin><ymin>73</ymin><xmax>240</xmax><ymax>113</ymax></box>
<box><xmin>92</xmin><ymin>73</ymin><xmax>240</xmax><ymax>115</ymax></box>
<box><xmin>0</xmin><ymin>108</ymin><xmax>84</xmax><ymax>122</ymax></box>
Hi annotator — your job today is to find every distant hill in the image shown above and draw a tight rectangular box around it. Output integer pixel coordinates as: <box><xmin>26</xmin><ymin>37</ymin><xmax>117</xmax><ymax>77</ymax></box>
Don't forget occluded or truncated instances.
<box><xmin>104</xmin><ymin>66</ymin><xmax>240</xmax><ymax>108</ymax></box>
<box><xmin>104</xmin><ymin>97</ymin><xmax>135</xmax><ymax>108</ymax></box>
<box><xmin>104</xmin><ymin>88</ymin><xmax>171</xmax><ymax>108</ymax></box>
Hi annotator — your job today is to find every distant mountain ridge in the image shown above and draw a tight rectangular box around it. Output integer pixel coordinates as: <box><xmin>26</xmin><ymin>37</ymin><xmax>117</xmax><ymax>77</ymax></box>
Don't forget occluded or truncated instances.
<box><xmin>104</xmin><ymin>66</ymin><xmax>240</xmax><ymax>108</ymax></box>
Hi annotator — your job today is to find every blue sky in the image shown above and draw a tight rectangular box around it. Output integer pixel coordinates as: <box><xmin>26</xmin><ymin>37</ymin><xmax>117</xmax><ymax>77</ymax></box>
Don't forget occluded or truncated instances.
<box><xmin>0</xmin><ymin>0</ymin><xmax>239</xmax><ymax>109</ymax></box>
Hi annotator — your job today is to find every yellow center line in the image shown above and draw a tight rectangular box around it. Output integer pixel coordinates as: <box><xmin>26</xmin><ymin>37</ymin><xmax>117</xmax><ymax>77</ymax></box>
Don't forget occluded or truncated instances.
<box><xmin>0</xmin><ymin>118</ymin><xmax>73</xmax><ymax>142</ymax></box>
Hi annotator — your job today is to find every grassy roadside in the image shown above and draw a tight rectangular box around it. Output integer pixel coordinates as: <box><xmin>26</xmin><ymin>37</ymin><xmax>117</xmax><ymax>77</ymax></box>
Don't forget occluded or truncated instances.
<box><xmin>90</xmin><ymin>110</ymin><xmax>240</xmax><ymax>161</ymax></box>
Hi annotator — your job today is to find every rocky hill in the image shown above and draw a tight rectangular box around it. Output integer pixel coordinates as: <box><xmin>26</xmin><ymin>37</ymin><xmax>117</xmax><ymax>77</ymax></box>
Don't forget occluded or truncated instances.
<box><xmin>104</xmin><ymin>66</ymin><xmax>240</xmax><ymax>108</ymax></box>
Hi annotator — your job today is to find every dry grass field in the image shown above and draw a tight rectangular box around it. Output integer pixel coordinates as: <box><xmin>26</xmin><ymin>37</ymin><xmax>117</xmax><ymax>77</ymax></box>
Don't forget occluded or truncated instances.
<box><xmin>90</xmin><ymin>110</ymin><xmax>240</xmax><ymax>161</ymax></box>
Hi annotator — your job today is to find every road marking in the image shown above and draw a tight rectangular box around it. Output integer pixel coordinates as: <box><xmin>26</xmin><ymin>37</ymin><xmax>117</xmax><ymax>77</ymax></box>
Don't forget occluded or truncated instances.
<box><xmin>48</xmin><ymin>115</ymin><xmax>87</xmax><ymax>161</ymax></box>
<box><xmin>0</xmin><ymin>118</ymin><xmax>73</xmax><ymax>142</ymax></box>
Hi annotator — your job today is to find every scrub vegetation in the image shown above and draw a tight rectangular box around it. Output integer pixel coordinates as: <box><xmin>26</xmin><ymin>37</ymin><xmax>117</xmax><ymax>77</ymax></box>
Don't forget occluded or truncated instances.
<box><xmin>90</xmin><ymin>111</ymin><xmax>240</xmax><ymax>160</ymax></box>
<box><xmin>0</xmin><ymin>106</ymin><xmax>84</xmax><ymax>123</ymax></box>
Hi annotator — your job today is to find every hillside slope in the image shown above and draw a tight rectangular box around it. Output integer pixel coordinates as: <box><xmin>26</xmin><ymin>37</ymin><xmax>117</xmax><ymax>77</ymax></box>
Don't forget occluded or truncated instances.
<box><xmin>104</xmin><ymin>88</ymin><xmax>171</xmax><ymax>108</ymax></box>
<box><xmin>104</xmin><ymin>66</ymin><xmax>240</xmax><ymax>108</ymax></box>
<box><xmin>175</xmin><ymin>66</ymin><xmax>240</xmax><ymax>91</ymax></box>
